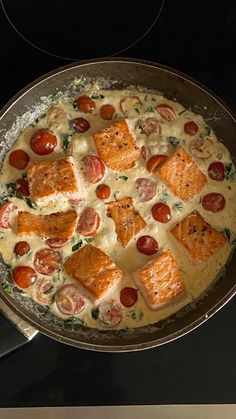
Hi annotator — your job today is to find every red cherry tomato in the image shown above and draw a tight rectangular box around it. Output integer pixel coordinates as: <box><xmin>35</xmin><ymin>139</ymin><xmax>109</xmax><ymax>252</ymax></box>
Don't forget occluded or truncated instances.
<box><xmin>208</xmin><ymin>161</ymin><xmax>225</xmax><ymax>181</ymax></box>
<box><xmin>35</xmin><ymin>277</ymin><xmax>54</xmax><ymax>305</ymax></box>
<box><xmin>12</xmin><ymin>266</ymin><xmax>37</xmax><ymax>289</ymax></box>
<box><xmin>147</xmin><ymin>155</ymin><xmax>167</xmax><ymax>173</ymax></box>
<box><xmin>9</xmin><ymin>150</ymin><xmax>29</xmax><ymax>170</ymax></box>
<box><xmin>156</xmin><ymin>104</ymin><xmax>176</xmax><ymax>121</ymax></box>
<box><xmin>202</xmin><ymin>193</ymin><xmax>225</xmax><ymax>213</ymax></box>
<box><xmin>16</xmin><ymin>179</ymin><xmax>30</xmax><ymax>196</ymax></box>
<box><xmin>151</xmin><ymin>202</ymin><xmax>171</xmax><ymax>223</ymax></box>
<box><xmin>0</xmin><ymin>202</ymin><xmax>16</xmax><ymax>229</ymax></box>
<box><xmin>55</xmin><ymin>284</ymin><xmax>86</xmax><ymax>315</ymax></box>
<box><xmin>140</xmin><ymin>145</ymin><xmax>147</xmax><ymax>160</ymax></box>
<box><xmin>100</xmin><ymin>104</ymin><xmax>115</xmax><ymax>120</ymax></box>
<box><xmin>14</xmin><ymin>241</ymin><xmax>30</xmax><ymax>257</ymax></box>
<box><xmin>97</xmin><ymin>301</ymin><xmax>122</xmax><ymax>327</ymax></box>
<box><xmin>96</xmin><ymin>184</ymin><xmax>111</xmax><ymax>200</ymax></box>
<box><xmin>184</xmin><ymin>121</ymin><xmax>199</xmax><ymax>135</ymax></box>
<box><xmin>120</xmin><ymin>287</ymin><xmax>138</xmax><ymax>307</ymax></box>
<box><xmin>73</xmin><ymin>117</ymin><xmax>90</xmax><ymax>133</ymax></box>
<box><xmin>136</xmin><ymin>235</ymin><xmax>159</xmax><ymax>255</ymax></box>
<box><xmin>30</xmin><ymin>129</ymin><xmax>57</xmax><ymax>155</ymax></box>
<box><xmin>77</xmin><ymin>207</ymin><xmax>100</xmax><ymax>237</ymax></box>
<box><xmin>75</xmin><ymin>95</ymin><xmax>96</xmax><ymax>113</ymax></box>
<box><xmin>34</xmin><ymin>248</ymin><xmax>62</xmax><ymax>275</ymax></box>
<box><xmin>46</xmin><ymin>238</ymin><xmax>69</xmax><ymax>249</ymax></box>
<box><xmin>82</xmin><ymin>155</ymin><xmax>105</xmax><ymax>183</ymax></box>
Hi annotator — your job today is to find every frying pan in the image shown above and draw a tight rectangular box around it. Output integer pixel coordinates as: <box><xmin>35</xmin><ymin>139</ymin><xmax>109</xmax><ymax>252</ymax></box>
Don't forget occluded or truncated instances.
<box><xmin>0</xmin><ymin>58</ymin><xmax>235</xmax><ymax>352</ymax></box>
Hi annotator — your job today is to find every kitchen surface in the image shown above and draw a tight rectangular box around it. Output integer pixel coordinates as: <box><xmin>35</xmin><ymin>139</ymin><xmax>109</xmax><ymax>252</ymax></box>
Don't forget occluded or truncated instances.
<box><xmin>0</xmin><ymin>0</ymin><xmax>236</xmax><ymax>408</ymax></box>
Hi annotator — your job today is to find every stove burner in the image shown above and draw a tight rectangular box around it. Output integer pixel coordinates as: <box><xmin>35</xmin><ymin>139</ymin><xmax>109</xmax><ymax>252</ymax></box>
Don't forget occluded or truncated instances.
<box><xmin>1</xmin><ymin>0</ymin><xmax>165</xmax><ymax>60</ymax></box>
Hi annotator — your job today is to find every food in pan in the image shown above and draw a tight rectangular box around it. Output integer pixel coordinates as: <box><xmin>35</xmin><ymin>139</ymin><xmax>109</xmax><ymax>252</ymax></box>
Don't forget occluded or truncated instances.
<box><xmin>0</xmin><ymin>86</ymin><xmax>235</xmax><ymax>330</ymax></box>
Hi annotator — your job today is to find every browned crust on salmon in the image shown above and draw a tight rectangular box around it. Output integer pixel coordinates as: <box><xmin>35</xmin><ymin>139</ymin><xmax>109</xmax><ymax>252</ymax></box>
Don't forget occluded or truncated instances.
<box><xmin>92</xmin><ymin>119</ymin><xmax>140</xmax><ymax>171</ymax></box>
<box><xmin>157</xmin><ymin>146</ymin><xmax>207</xmax><ymax>201</ymax></box>
<box><xmin>134</xmin><ymin>251</ymin><xmax>184</xmax><ymax>310</ymax></box>
<box><xmin>170</xmin><ymin>210</ymin><xmax>227</xmax><ymax>262</ymax></box>
<box><xmin>28</xmin><ymin>156</ymin><xmax>84</xmax><ymax>204</ymax></box>
<box><xmin>63</xmin><ymin>244</ymin><xmax>124</xmax><ymax>303</ymax></box>
<box><xmin>17</xmin><ymin>210</ymin><xmax>78</xmax><ymax>239</ymax></box>
<box><xmin>107</xmin><ymin>197</ymin><xmax>146</xmax><ymax>247</ymax></box>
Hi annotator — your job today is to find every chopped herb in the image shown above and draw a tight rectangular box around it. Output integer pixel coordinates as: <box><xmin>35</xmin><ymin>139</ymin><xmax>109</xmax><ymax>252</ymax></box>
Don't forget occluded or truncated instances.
<box><xmin>3</xmin><ymin>183</ymin><xmax>17</xmax><ymax>198</ymax></box>
<box><xmin>178</xmin><ymin>109</ymin><xmax>186</xmax><ymax>115</ymax></box>
<box><xmin>91</xmin><ymin>307</ymin><xmax>99</xmax><ymax>320</ymax></box>
<box><xmin>39</xmin><ymin>112</ymin><xmax>46</xmax><ymax>119</ymax></box>
<box><xmin>113</xmin><ymin>193</ymin><xmax>118</xmax><ymax>200</ymax></box>
<box><xmin>0</xmin><ymin>259</ymin><xmax>11</xmax><ymax>272</ymax></box>
<box><xmin>151</xmin><ymin>97</ymin><xmax>156</xmax><ymax>102</ymax></box>
<box><xmin>167</xmin><ymin>136</ymin><xmax>179</xmax><ymax>147</ymax></box>
<box><xmin>50</xmin><ymin>92</ymin><xmax>62</xmax><ymax>102</ymax></box>
<box><xmin>66</xmin><ymin>317</ymin><xmax>84</xmax><ymax>327</ymax></box>
<box><xmin>174</xmin><ymin>201</ymin><xmax>183</xmax><ymax>211</ymax></box>
<box><xmin>91</xmin><ymin>93</ymin><xmax>105</xmax><ymax>100</ymax></box>
<box><xmin>43</xmin><ymin>286</ymin><xmax>54</xmax><ymax>295</ymax></box>
<box><xmin>29</xmin><ymin>123</ymin><xmax>35</xmax><ymax>128</ymax></box>
<box><xmin>135</xmin><ymin>108</ymin><xmax>140</xmax><ymax>114</ymax></box>
<box><xmin>216</xmin><ymin>152</ymin><xmax>223</xmax><ymax>160</ymax></box>
<box><xmin>62</xmin><ymin>134</ymin><xmax>72</xmax><ymax>152</ymax></box>
<box><xmin>0</xmin><ymin>232</ymin><xmax>5</xmax><ymax>239</ymax></box>
<box><xmin>21</xmin><ymin>172</ymin><xmax>27</xmax><ymax>179</ymax></box>
<box><xmin>118</xmin><ymin>176</ymin><xmax>128</xmax><ymax>181</ymax></box>
<box><xmin>1</xmin><ymin>281</ymin><xmax>13</xmax><ymax>294</ymax></box>
<box><xmin>72</xmin><ymin>240</ymin><xmax>83</xmax><ymax>252</ymax></box>
<box><xmin>127</xmin><ymin>309</ymin><xmax>143</xmax><ymax>321</ymax></box>
<box><xmin>53</xmin><ymin>272</ymin><xmax>61</xmax><ymax>282</ymax></box>
<box><xmin>24</xmin><ymin>197</ymin><xmax>37</xmax><ymax>209</ymax></box>
<box><xmin>145</xmin><ymin>106</ymin><xmax>154</xmax><ymax>113</ymax></box>
<box><xmin>84</xmin><ymin>238</ymin><xmax>93</xmax><ymax>243</ymax></box>
<box><xmin>224</xmin><ymin>163</ymin><xmax>236</xmax><ymax>181</ymax></box>
<box><xmin>0</xmin><ymin>183</ymin><xmax>36</xmax><ymax>209</ymax></box>
<box><xmin>224</xmin><ymin>228</ymin><xmax>236</xmax><ymax>245</ymax></box>
<box><xmin>204</xmin><ymin>126</ymin><xmax>211</xmax><ymax>136</ymax></box>
<box><xmin>144</xmin><ymin>95</ymin><xmax>148</xmax><ymax>101</ymax></box>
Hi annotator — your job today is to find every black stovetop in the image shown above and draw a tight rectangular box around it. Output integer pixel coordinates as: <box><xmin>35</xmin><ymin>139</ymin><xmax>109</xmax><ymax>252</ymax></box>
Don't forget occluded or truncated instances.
<box><xmin>0</xmin><ymin>0</ymin><xmax>236</xmax><ymax>407</ymax></box>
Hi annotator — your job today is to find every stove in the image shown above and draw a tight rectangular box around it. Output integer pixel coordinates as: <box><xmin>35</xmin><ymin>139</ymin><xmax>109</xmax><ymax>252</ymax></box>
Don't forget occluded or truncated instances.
<box><xmin>0</xmin><ymin>0</ymin><xmax>236</xmax><ymax>408</ymax></box>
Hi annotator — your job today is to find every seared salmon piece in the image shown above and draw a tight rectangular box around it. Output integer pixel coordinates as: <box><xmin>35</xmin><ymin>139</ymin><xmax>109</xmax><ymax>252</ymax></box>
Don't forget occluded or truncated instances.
<box><xmin>157</xmin><ymin>146</ymin><xmax>207</xmax><ymax>201</ymax></box>
<box><xmin>134</xmin><ymin>251</ymin><xmax>184</xmax><ymax>310</ymax></box>
<box><xmin>170</xmin><ymin>210</ymin><xmax>227</xmax><ymax>262</ymax></box>
<box><xmin>28</xmin><ymin>156</ymin><xmax>85</xmax><ymax>204</ymax></box>
<box><xmin>92</xmin><ymin>119</ymin><xmax>140</xmax><ymax>171</ymax></box>
<box><xmin>17</xmin><ymin>210</ymin><xmax>77</xmax><ymax>239</ymax></box>
<box><xmin>63</xmin><ymin>244</ymin><xmax>124</xmax><ymax>303</ymax></box>
<box><xmin>107</xmin><ymin>197</ymin><xmax>146</xmax><ymax>247</ymax></box>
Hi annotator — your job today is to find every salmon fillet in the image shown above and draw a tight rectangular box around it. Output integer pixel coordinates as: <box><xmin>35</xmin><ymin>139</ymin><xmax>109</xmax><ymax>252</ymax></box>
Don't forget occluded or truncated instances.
<box><xmin>28</xmin><ymin>156</ymin><xmax>85</xmax><ymax>204</ymax></box>
<box><xmin>63</xmin><ymin>244</ymin><xmax>124</xmax><ymax>303</ymax></box>
<box><xmin>170</xmin><ymin>210</ymin><xmax>227</xmax><ymax>262</ymax></box>
<box><xmin>107</xmin><ymin>197</ymin><xmax>146</xmax><ymax>247</ymax></box>
<box><xmin>92</xmin><ymin>119</ymin><xmax>140</xmax><ymax>171</ymax></box>
<box><xmin>157</xmin><ymin>146</ymin><xmax>207</xmax><ymax>201</ymax></box>
<box><xmin>17</xmin><ymin>210</ymin><xmax>78</xmax><ymax>239</ymax></box>
<box><xmin>134</xmin><ymin>251</ymin><xmax>184</xmax><ymax>310</ymax></box>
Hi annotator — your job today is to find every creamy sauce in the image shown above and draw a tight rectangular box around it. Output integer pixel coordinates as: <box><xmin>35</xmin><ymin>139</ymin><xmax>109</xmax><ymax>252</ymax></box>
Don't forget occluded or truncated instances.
<box><xmin>0</xmin><ymin>87</ymin><xmax>236</xmax><ymax>330</ymax></box>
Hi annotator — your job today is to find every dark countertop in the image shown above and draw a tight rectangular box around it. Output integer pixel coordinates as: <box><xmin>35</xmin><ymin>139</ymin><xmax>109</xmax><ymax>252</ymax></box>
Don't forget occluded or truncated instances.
<box><xmin>0</xmin><ymin>0</ymin><xmax>236</xmax><ymax>407</ymax></box>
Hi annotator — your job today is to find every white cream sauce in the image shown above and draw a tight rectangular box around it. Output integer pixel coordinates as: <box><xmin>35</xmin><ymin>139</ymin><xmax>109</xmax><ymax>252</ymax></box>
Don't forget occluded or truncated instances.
<box><xmin>0</xmin><ymin>87</ymin><xmax>235</xmax><ymax>330</ymax></box>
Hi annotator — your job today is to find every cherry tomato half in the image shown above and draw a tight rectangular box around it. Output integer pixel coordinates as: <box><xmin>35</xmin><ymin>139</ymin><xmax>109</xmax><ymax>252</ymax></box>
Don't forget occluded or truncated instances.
<box><xmin>96</xmin><ymin>184</ymin><xmax>111</xmax><ymax>200</ymax></box>
<box><xmin>100</xmin><ymin>104</ymin><xmax>115</xmax><ymax>120</ymax></box>
<box><xmin>55</xmin><ymin>284</ymin><xmax>86</xmax><ymax>315</ymax></box>
<box><xmin>208</xmin><ymin>161</ymin><xmax>225</xmax><ymax>181</ymax></box>
<box><xmin>136</xmin><ymin>235</ymin><xmax>159</xmax><ymax>255</ymax></box>
<box><xmin>12</xmin><ymin>266</ymin><xmax>37</xmax><ymax>289</ymax></box>
<box><xmin>30</xmin><ymin>129</ymin><xmax>57</xmax><ymax>155</ymax></box>
<box><xmin>34</xmin><ymin>248</ymin><xmax>62</xmax><ymax>275</ymax></box>
<box><xmin>184</xmin><ymin>121</ymin><xmax>199</xmax><ymax>136</ymax></box>
<box><xmin>16</xmin><ymin>179</ymin><xmax>30</xmax><ymax>196</ymax></box>
<box><xmin>0</xmin><ymin>202</ymin><xmax>15</xmax><ymax>229</ymax></box>
<box><xmin>120</xmin><ymin>287</ymin><xmax>138</xmax><ymax>307</ymax></box>
<box><xmin>202</xmin><ymin>193</ymin><xmax>225</xmax><ymax>213</ymax></box>
<box><xmin>9</xmin><ymin>150</ymin><xmax>30</xmax><ymax>170</ymax></box>
<box><xmin>77</xmin><ymin>207</ymin><xmax>100</xmax><ymax>237</ymax></box>
<box><xmin>75</xmin><ymin>95</ymin><xmax>96</xmax><ymax>113</ymax></box>
<box><xmin>82</xmin><ymin>155</ymin><xmax>105</xmax><ymax>183</ymax></box>
<box><xmin>46</xmin><ymin>238</ymin><xmax>69</xmax><ymax>249</ymax></box>
<box><xmin>73</xmin><ymin>117</ymin><xmax>90</xmax><ymax>133</ymax></box>
<box><xmin>14</xmin><ymin>241</ymin><xmax>30</xmax><ymax>257</ymax></box>
<box><xmin>151</xmin><ymin>202</ymin><xmax>171</xmax><ymax>223</ymax></box>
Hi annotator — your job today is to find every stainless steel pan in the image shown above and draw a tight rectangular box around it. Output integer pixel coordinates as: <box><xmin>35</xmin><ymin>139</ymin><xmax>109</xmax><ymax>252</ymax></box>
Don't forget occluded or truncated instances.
<box><xmin>0</xmin><ymin>58</ymin><xmax>235</xmax><ymax>351</ymax></box>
